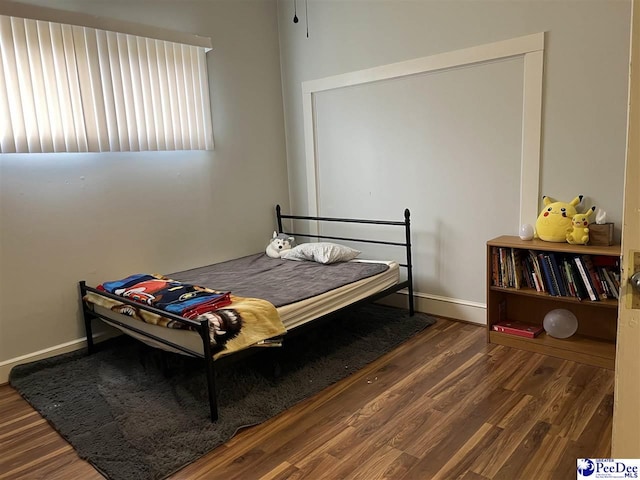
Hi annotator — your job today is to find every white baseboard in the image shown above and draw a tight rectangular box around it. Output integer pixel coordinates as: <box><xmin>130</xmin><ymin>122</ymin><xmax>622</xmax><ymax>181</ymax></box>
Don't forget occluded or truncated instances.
<box><xmin>0</xmin><ymin>331</ymin><xmax>119</xmax><ymax>385</ymax></box>
<box><xmin>379</xmin><ymin>290</ymin><xmax>487</xmax><ymax>325</ymax></box>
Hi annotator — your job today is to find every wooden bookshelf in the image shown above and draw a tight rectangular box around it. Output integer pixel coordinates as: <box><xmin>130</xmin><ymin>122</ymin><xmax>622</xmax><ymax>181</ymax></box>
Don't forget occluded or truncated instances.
<box><xmin>486</xmin><ymin>235</ymin><xmax>621</xmax><ymax>369</ymax></box>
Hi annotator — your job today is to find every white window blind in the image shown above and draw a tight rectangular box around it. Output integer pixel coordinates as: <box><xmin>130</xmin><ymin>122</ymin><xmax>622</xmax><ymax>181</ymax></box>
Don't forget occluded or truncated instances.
<box><xmin>0</xmin><ymin>14</ymin><xmax>213</xmax><ymax>153</ymax></box>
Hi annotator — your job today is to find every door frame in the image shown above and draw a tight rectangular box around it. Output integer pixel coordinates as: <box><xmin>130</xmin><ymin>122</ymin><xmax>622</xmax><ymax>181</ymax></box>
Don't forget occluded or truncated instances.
<box><xmin>612</xmin><ymin>0</ymin><xmax>640</xmax><ymax>457</ymax></box>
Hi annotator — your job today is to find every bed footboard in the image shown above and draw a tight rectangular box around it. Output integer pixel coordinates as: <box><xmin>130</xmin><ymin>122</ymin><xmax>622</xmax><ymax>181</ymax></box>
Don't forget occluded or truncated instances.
<box><xmin>79</xmin><ymin>280</ymin><xmax>219</xmax><ymax>421</ymax></box>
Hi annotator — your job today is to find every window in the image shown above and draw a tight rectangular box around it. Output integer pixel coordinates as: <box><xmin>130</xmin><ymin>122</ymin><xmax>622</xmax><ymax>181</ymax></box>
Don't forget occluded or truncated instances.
<box><xmin>0</xmin><ymin>14</ymin><xmax>213</xmax><ymax>153</ymax></box>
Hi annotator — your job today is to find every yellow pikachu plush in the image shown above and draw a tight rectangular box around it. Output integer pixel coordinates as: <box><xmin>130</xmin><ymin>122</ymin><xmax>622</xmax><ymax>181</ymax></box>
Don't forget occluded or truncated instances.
<box><xmin>566</xmin><ymin>206</ymin><xmax>596</xmax><ymax>245</ymax></box>
<box><xmin>535</xmin><ymin>195</ymin><xmax>583</xmax><ymax>242</ymax></box>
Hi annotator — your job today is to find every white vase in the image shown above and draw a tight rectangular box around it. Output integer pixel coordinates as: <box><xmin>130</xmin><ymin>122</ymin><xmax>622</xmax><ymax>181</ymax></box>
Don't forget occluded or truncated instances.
<box><xmin>519</xmin><ymin>224</ymin><xmax>534</xmax><ymax>240</ymax></box>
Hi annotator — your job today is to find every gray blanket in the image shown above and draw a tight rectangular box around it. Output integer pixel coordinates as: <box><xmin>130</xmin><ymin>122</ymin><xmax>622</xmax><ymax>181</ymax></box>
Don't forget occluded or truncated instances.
<box><xmin>169</xmin><ymin>253</ymin><xmax>390</xmax><ymax>307</ymax></box>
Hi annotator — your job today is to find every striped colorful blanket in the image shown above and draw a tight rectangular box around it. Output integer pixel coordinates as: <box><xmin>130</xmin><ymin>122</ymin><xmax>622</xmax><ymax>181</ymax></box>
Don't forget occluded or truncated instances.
<box><xmin>98</xmin><ymin>273</ymin><xmax>232</xmax><ymax>319</ymax></box>
<box><xmin>84</xmin><ymin>273</ymin><xmax>285</xmax><ymax>358</ymax></box>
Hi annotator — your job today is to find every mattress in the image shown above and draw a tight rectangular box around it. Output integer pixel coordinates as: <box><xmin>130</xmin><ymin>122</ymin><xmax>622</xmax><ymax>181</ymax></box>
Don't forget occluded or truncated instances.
<box><xmin>92</xmin><ymin>260</ymin><xmax>399</xmax><ymax>356</ymax></box>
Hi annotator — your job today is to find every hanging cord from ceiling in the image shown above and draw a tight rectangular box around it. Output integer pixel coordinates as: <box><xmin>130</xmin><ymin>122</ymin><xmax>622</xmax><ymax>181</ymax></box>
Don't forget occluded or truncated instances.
<box><xmin>292</xmin><ymin>0</ymin><xmax>309</xmax><ymax>38</ymax></box>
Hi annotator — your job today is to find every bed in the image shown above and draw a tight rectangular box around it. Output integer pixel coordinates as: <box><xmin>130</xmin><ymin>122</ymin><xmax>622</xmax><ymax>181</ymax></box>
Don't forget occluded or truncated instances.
<box><xmin>80</xmin><ymin>205</ymin><xmax>415</xmax><ymax>421</ymax></box>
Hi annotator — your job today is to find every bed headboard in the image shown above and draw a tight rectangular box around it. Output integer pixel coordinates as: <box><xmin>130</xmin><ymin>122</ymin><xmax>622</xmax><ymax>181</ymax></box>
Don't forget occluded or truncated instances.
<box><xmin>275</xmin><ymin>204</ymin><xmax>414</xmax><ymax>315</ymax></box>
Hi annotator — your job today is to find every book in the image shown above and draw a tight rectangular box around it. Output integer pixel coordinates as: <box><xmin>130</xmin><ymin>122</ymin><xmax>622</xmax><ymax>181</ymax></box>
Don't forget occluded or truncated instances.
<box><xmin>610</xmin><ymin>269</ymin><xmax>621</xmax><ymax>290</ymax></box>
<box><xmin>601</xmin><ymin>267</ymin><xmax>620</xmax><ymax>300</ymax></box>
<box><xmin>530</xmin><ymin>262</ymin><xmax>543</xmax><ymax>292</ymax></box>
<box><xmin>492</xmin><ymin>321</ymin><xmax>544</xmax><ymax>338</ymax></box>
<box><xmin>547</xmin><ymin>253</ymin><xmax>568</xmax><ymax>296</ymax></box>
<box><xmin>511</xmin><ymin>248</ymin><xmax>523</xmax><ymax>289</ymax></box>
<box><xmin>499</xmin><ymin>248</ymin><xmax>508</xmax><ymax>288</ymax></box>
<box><xmin>522</xmin><ymin>256</ymin><xmax>534</xmax><ymax>289</ymax></box>
<box><xmin>528</xmin><ymin>250</ymin><xmax>545</xmax><ymax>292</ymax></box>
<box><xmin>581</xmin><ymin>255</ymin><xmax>606</xmax><ymax>300</ymax></box>
<box><xmin>491</xmin><ymin>247</ymin><xmax>500</xmax><ymax>287</ymax></box>
<box><xmin>506</xmin><ymin>249</ymin><xmax>514</xmax><ymax>286</ymax></box>
<box><xmin>568</xmin><ymin>260</ymin><xmax>589</xmax><ymax>300</ymax></box>
<box><xmin>595</xmin><ymin>267</ymin><xmax>611</xmax><ymax>298</ymax></box>
<box><xmin>539</xmin><ymin>253</ymin><xmax>559</xmax><ymax>296</ymax></box>
<box><xmin>593</xmin><ymin>255</ymin><xmax>621</xmax><ymax>296</ymax></box>
<box><xmin>562</xmin><ymin>258</ymin><xmax>577</xmax><ymax>297</ymax></box>
<box><xmin>574</xmin><ymin>256</ymin><xmax>599</xmax><ymax>301</ymax></box>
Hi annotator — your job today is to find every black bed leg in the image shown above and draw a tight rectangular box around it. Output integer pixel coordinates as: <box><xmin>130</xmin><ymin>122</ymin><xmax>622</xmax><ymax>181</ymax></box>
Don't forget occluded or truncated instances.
<box><xmin>200</xmin><ymin>322</ymin><xmax>219</xmax><ymax>422</ymax></box>
<box><xmin>204</xmin><ymin>355</ymin><xmax>218</xmax><ymax>422</ymax></box>
<box><xmin>79</xmin><ymin>281</ymin><xmax>95</xmax><ymax>354</ymax></box>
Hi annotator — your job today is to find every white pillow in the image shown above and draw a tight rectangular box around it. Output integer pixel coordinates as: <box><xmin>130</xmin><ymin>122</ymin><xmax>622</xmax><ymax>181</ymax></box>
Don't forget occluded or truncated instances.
<box><xmin>281</xmin><ymin>242</ymin><xmax>361</xmax><ymax>264</ymax></box>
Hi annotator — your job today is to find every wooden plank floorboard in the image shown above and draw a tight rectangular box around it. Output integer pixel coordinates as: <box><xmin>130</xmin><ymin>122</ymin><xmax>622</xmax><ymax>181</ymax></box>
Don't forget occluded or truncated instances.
<box><xmin>492</xmin><ymin>421</ymin><xmax>552</xmax><ymax>480</ymax></box>
<box><xmin>430</xmin><ymin>423</ymin><xmax>503</xmax><ymax>480</ymax></box>
<box><xmin>0</xmin><ymin>318</ymin><xmax>614</xmax><ymax>480</ymax></box>
<box><xmin>517</xmin><ymin>433</ymin><xmax>569</xmax><ymax>480</ymax></box>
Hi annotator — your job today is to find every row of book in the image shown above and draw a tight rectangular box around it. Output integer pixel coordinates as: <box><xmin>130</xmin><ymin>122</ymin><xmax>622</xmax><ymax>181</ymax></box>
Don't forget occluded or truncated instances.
<box><xmin>491</xmin><ymin>247</ymin><xmax>620</xmax><ymax>301</ymax></box>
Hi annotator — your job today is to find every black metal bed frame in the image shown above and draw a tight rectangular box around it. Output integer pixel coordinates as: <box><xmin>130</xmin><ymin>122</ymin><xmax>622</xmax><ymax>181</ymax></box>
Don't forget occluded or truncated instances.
<box><xmin>79</xmin><ymin>205</ymin><xmax>414</xmax><ymax>422</ymax></box>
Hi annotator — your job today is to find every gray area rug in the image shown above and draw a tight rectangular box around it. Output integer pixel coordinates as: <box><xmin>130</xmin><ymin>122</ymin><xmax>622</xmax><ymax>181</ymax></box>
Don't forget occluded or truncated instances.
<box><xmin>10</xmin><ymin>304</ymin><xmax>435</xmax><ymax>480</ymax></box>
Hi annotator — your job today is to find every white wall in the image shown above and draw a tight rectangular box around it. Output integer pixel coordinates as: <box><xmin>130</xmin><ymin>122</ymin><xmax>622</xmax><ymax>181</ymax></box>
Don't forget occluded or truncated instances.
<box><xmin>1</xmin><ymin>0</ymin><xmax>631</xmax><ymax>376</ymax></box>
<box><xmin>277</xmin><ymin>0</ymin><xmax>631</xmax><ymax>321</ymax></box>
<box><xmin>0</xmin><ymin>0</ymin><xmax>288</xmax><ymax>371</ymax></box>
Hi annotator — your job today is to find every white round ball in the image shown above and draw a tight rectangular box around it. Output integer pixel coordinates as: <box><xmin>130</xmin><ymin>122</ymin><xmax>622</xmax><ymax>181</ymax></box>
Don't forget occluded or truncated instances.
<box><xmin>543</xmin><ymin>309</ymin><xmax>578</xmax><ymax>339</ymax></box>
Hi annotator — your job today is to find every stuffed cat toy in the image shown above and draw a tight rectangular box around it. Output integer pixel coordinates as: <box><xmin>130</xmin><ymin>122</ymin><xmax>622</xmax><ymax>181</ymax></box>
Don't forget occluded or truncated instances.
<box><xmin>265</xmin><ymin>231</ymin><xmax>295</xmax><ymax>258</ymax></box>
<box><xmin>566</xmin><ymin>206</ymin><xmax>596</xmax><ymax>245</ymax></box>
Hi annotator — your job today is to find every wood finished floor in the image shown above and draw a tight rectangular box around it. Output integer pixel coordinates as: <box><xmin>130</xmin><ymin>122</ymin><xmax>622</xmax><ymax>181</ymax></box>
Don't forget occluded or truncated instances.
<box><xmin>0</xmin><ymin>318</ymin><xmax>614</xmax><ymax>480</ymax></box>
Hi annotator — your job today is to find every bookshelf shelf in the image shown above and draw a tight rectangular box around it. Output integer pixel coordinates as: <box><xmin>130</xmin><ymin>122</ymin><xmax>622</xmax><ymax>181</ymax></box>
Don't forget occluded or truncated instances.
<box><xmin>486</xmin><ymin>235</ymin><xmax>621</xmax><ymax>370</ymax></box>
<box><xmin>488</xmin><ymin>286</ymin><xmax>619</xmax><ymax>309</ymax></box>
